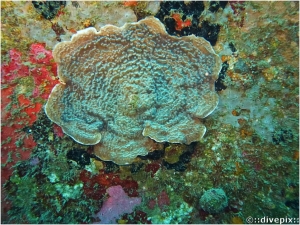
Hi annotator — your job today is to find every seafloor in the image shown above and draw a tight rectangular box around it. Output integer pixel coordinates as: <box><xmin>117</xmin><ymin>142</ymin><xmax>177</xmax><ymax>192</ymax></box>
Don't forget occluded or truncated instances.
<box><xmin>1</xmin><ymin>1</ymin><xmax>299</xmax><ymax>224</ymax></box>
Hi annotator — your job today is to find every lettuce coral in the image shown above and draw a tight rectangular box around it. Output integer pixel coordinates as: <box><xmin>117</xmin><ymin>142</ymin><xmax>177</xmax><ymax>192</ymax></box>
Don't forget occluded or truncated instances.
<box><xmin>45</xmin><ymin>16</ymin><xmax>221</xmax><ymax>165</ymax></box>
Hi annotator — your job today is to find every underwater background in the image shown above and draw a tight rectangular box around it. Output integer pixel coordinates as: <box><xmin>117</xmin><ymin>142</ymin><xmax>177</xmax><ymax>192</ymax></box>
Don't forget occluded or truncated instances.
<box><xmin>1</xmin><ymin>1</ymin><xmax>299</xmax><ymax>224</ymax></box>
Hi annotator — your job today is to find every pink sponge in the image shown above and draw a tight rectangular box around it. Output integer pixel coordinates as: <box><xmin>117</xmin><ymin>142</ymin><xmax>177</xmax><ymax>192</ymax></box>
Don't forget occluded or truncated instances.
<box><xmin>96</xmin><ymin>185</ymin><xmax>141</xmax><ymax>224</ymax></box>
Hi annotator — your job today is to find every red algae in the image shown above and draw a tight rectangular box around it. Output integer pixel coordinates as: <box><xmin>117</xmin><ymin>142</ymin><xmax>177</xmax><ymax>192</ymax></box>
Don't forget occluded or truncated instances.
<box><xmin>123</xmin><ymin>1</ymin><xmax>138</xmax><ymax>7</ymax></box>
<box><xmin>53</xmin><ymin>124</ymin><xmax>64</xmax><ymax>138</ymax></box>
<box><xmin>1</xmin><ymin>43</ymin><xmax>59</xmax><ymax>185</ymax></box>
<box><xmin>171</xmin><ymin>13</ymin><xmax>192</xmax><ymax>31</ymax></box>
<box><xmin>157</xmin><ymin>190</ymin><xmax>170</xmax><ymax>210</ymax></box>
<box><xmin>79</xmin><ymin>170</ymin><xmax>139</xmax><ymax>201</ymax></box>
<box><xmin>29</xmin><ymin>43</ymin><xmax>53</xmax><ymax>65</ymax></box>
<box><xmin>145</xmin><ymin>162</ymin><xmax>160</xmax><ymax>177</ymax></box>
<box><xmin>1</xmin><ymin>49</ymin><xmax>29</xmax><ymax>83</ymax></box>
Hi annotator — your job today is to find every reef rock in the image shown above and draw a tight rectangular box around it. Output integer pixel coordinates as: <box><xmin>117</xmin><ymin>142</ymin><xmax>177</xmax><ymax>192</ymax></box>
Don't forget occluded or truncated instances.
<box><xmin>199</xmin><ymin>188</ymin><xmax>228</xmax><ymax>214</ymax></box>
<box><xmin>45</xmin><ymin>16</ymin><xmax>221</xmax><ymax>165</ymax></box>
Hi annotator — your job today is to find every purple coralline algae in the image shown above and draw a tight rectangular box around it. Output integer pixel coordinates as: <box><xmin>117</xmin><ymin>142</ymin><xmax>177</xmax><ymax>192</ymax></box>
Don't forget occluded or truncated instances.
<box><xmin>95</xmin><ymin>185</ymin><xmax>141</xmax><ymax>224</ymax></box>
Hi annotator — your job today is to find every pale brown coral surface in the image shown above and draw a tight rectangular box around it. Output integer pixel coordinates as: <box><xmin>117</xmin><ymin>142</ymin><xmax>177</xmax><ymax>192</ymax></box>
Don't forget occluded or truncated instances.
<box><xmin>45</xmin><ymin>17</ymin><xmax>221</xmax><ymax>165</ymax></box>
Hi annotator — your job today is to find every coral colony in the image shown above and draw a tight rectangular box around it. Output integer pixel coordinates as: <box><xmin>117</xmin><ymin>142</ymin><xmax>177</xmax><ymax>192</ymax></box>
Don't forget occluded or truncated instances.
<box><xmin>1</xmin><ymin>1</ymin><xmax>299</xmax><ymax>224</ymax></box>
<box><xmin>45</xmin><ymin>16</ymin><xmax>221</xmax><ymax>165</ymax></box>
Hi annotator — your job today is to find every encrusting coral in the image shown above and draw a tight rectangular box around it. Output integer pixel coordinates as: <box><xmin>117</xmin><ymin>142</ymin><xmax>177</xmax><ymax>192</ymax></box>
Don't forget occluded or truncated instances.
<box><xmin>45</xmin><ymin>16</ymin><xmax>221</xmax><ymax>165</ymax></box>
